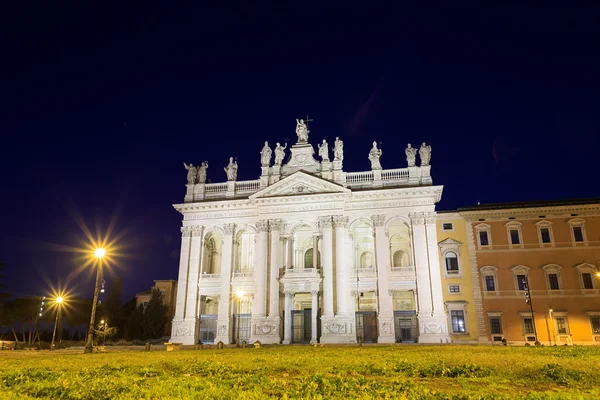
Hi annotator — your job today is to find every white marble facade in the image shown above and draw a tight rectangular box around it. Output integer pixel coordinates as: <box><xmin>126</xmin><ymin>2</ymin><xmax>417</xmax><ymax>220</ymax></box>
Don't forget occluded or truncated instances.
<box><xmin>171</xmin><ymin>122</ymin><xmax>448</xmax><ymax>345</ymax></box>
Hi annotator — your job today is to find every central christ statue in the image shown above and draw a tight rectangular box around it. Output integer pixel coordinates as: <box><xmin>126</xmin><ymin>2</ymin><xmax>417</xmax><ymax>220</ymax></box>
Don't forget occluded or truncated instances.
<box><xmin>295</xmin><ymin>118</ymin><xmax>309</xmax><ymax>142</ymax></box>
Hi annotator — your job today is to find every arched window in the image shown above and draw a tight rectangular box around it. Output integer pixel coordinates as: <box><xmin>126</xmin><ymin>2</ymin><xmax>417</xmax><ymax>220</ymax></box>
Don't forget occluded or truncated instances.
<box><xmin>304</xmin><ymin>248</ymin><xmax>321</xmax><ymax>269</ymax></box>
<box><xmin>445</xmin><ymin>252</ymin><xmax>459</xmax><ymax>274</ymax></box>
<box><xmin>360</xmin><ymin>252</ymin><xmax>374</xmax><ymax>269</ymax></box>
<box><xmin>393</xmin><ymin>250</ymin><xmax>408</xmax><ymax>268</ymax></box>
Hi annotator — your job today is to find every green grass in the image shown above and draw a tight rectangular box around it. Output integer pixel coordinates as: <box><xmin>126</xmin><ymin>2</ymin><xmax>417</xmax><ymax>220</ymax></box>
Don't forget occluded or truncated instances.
<box><xmin>1</xmin><ymin>345</ymin><xmax>600</xmax><ymax>399</ymax></box>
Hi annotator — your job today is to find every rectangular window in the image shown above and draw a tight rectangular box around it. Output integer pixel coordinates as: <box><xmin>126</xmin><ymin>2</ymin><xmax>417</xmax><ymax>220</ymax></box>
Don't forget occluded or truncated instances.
<box><xmin>573</xmin><ymin>226</ymin><xmax>584</xmax><ymax>242</ymax></box>
<box><xmin>449</xmin><ymin>285</ymin><xmax>460</xmax><ymax>293</ymax></box>
<box><xmin>548</xmin><ymin>274</ymin><xmax>560</xmax><ymax>290</ymax></box>
<box><xmin>490</xmin><ymin>317</ymin><xmax>502</xmax><ymax>334</ymax></box>
<box><xmin>582</xmin><ymin>273</ymin><xmax>594</xmax><ymax>289</ymax></box>
<box><xmin>590</xmin><ymin>317</ymin><xmax>600</xmax><ymax>334</ymax></box>
<box><xmin>523</xmin><ymin>318</ymin><xmax>534</xmax><ymax>334</ymax></box>
<box><xmin>442</xmin><ymin>223</ymin><xmax>453</xmax><ymax>231</ymax></box>
<box><xmin>510</xmin><ymin>229</ymin><xmax>520</xmax><ymax>245</ymax></box>
<box><xmin>485</xmin><ymin>276</ymin><xmax>496</xmax><ymax>291</ymax></box>
<box><xmin>451</xmin><ymin>310</ymin><xmax>466</xmax><ymax>333</ymax></box>
<box><xmin>445</xmin><ymin>256</ymin><xmax>459</xmax><ymax>273</ymax></box>
<box><xmin>556</xmin><ymin>318</ymin><xmax>567</xmax><ymax>334</ymax></box>
<box><xmin>517</xmin><ymin>275</ymin><xmax>527</xmax><ymax>291</ymax></box>
<box><xmin>479</xmin><ymin>231</ymin><xmax>489</xmax><ymax>246</ymax></box>
<box><xmin>540</xmin><ymin>228</ymin><xmax>551</xmax><ymax>243</ymax></box>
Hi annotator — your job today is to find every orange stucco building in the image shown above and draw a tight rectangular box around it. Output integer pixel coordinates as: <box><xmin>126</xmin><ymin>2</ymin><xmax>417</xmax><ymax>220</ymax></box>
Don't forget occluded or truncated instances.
<box><xmin>459</xmin><ymin>198</ymin><xmax>600</xmax><ymax>345</ymax></box>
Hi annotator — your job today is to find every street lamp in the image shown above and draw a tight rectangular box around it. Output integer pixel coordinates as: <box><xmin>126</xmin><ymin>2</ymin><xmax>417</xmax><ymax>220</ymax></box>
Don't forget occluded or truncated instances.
<box><xmin>84</xmin><ymin>248</ymin><xmax>105</xmax><ymax>353</ymax></box>
<box><xmin>548</xmin><ymin>309</ymin><xmax>555</xmax><ymax>346</ymax></box>
<box><xmin>235</xmin><ymin>290</ymin><xmax>244</xmax><ymax>347</ymax></box>
<box><xmin>51</xmin><ymin>296</ymin><xmax>64</xmax><ymax>351</ymax></box>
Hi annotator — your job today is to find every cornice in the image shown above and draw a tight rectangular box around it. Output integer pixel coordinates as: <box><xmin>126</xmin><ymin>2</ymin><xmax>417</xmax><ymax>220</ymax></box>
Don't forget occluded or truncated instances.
<box><xmin>460</xmin><ymin>205</ymin><xmax>600</xmax><ymax>221</ymax></box>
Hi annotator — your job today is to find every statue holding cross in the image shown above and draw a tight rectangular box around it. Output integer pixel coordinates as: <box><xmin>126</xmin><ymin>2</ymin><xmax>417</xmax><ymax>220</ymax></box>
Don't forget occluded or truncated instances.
<box><xmin>295</xmin><ymin>115</ymin><xmax>313</xmax><ymax>142</ymax></box>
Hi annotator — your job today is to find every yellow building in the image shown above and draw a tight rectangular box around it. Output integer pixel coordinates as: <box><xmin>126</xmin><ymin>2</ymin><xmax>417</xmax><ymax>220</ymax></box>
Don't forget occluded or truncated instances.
<box><xmin>436</xmin><ymin>212</ymin><xmax>484</xmax><ymax>343</ymax></box>
<box><xmin>459</xmin><ymin>198</ymin><xmax>600</xmax><ymax>345</ymax></box>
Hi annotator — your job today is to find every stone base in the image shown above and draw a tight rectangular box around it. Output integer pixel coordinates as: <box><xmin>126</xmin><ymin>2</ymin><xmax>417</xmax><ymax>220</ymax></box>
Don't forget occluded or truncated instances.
<box><xmin>320</xmin><ymin>315</ymin><xmax>356</xmax><ymax>344</ymax></box>
<box><xmin>170</xmin><ymin>319</ymin><xmax>197</xmax><ymax>345</ymax></box>
<box><xmin>417</xmin><ymin>313</ymin><xmax>450</xmax><ymax>343</ymax></box>
<box><xmin>213</xmin><ymin>317</ymin><xmax>232</xmax><ymax>345</ymax></box>
<box><xmin>377</xmin><ymin>315</ymin><xmax>395</xmax><ymax>344</ymax></box>
<box><xmin>250</xmin><ymin>316</ymin><xmax>281</xmax><ymax>344</ymax></box>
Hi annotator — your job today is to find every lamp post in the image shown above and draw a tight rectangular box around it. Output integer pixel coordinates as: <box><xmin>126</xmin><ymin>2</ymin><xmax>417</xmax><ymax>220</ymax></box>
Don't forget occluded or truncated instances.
<box><xmin>99</xmin><ymin>319</ymin><xmax>107</xmax><ymax>346</ymax></box>
<box><xmin>50</xmin><ymin>296</ymin><xmax>64</xmax><ymax>351</ymax></box>
<box><xmin>548</xmin><ymin>309</ymin><xmax>555</xmax><ymax>346</ymax></box>
<box><xmin>84</xmin><ymin>248</ymin><xmax>105</xmax><ymax>353</ymax></box>
<box><xmin>523</xmin><ymin>276</ymin><xmax>538</xmax><ymax>344</ymax></box>
<box><xmin>235</xmin><ymin>290</ymin><xmax>244</xmax><ymax>347</ymax></box>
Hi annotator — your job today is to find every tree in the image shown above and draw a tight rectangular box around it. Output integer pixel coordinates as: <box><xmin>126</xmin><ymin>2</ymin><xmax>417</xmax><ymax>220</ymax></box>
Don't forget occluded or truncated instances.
<box><xmin>105</xmin><ymin>276</ymin><xmax>123</xmax><ymax>337</ymax></box>
<box><xmin>0</xmin><ymin>262</ymin><xmax>9</xmax><ymax>301</ymax></box>
<box><xmin>124</xmin><ymin>304</ymin><xmax>143</xmax><ymax>341</ymax></box>
<box><xmin>141</xmin><ymin>288</ymin><xmax>168</xmax><ymax>340</ymax></box>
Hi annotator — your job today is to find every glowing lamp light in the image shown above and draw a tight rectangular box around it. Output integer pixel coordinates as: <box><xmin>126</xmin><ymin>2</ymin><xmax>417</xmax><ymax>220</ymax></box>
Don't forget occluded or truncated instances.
<box><xmin>236</xmin><ymin>290</ymin><xmax>244</xmax><ymax>298</ymax></box>
<box><xmin>95</xmin><ymin>248</ymin><xmax>106</xmax><ymax>259</ymax></box>
<box><xmin>56</xmin><ymin>296</ymin><xmax>64</xmax><ymax>304</ymax></box>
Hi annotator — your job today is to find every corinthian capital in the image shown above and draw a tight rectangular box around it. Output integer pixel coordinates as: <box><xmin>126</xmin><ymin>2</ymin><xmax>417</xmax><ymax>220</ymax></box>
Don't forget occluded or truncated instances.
<box><xmin>191</xmin><ymin>225</ymin><xmax>204</xmax><ymax>237</ymax></box>
<box><xmin>269</xmin><ymin>219</ymin><xmax>283</xmax><ymax>232</ymax></box>
<box><xmin>333</xmin><ymin>215</ymin><xmax>349</xmax><ymax>229</ymax></box>
<box><xmin>371</xmin><ymin>214</ymin><xmax>386</xmax><ymax>227</ymax></box>
<box><xmin>409</xmin><ymin>212</ymin><xmax>425</xmax><ymax>225</ymax></box>
<box><xmin>423</xmin><ymin>211</ymin><xmax>436</xmax><ymax>225</ymax></box>
<box><xmin>181</xmin><ymin>226</ymin><xmax>192</xmax><ymax>237</ymax></box>
<box><xmin>256</xmin><ymin>220</ymin><xmax>269</xmax><ymax>232</ymax></box>
<box><xmin>317</xmin><ymin>216</ymin><xmax>333</xmax><ymax>229</ymax></box>
<box><xmin>223</xmin><ymin>223</ymin><xmax>236</xmax><ymax>235</ymax></box>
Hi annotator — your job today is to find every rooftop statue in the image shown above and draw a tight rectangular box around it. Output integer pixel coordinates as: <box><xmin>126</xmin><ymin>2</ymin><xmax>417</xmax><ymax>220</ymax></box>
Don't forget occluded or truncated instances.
<box><xmin>419</xmin><ymin>142</ymin><xmax>432</xmax><ymax>166</ymax></box>
<box><xmin>183</xmin><ymin>163</ymin><xmax>197</xmax><ymax>184</ymax></box>
<box><xmin>368</xmin><ymin>141</ymin><xmax>382</xmax><ymax>170</ymax></box>
<box><xmin>224</xmin><ymin>157</ymin><xmax>238</xmax><ymax>181</ymax></box>
<box><xmin>274</xmin><ymin>142</ymin><xmax>287</xmax><ymax>166</ymax></box>
<box><xmin>296</xmin><ymin>118</ymin><xmax>309</xmax><ymax>142</ymax></box>
<box><xmin>405</xmin><ymin>143</ymin><xmax>416</xmax><ymax>167</ymax></box>
<box><xmin>260</xmin><ymin>141</ymin><xmax>272</xmax><ymax>167</ymax></box>
<box><xmin>198</xmin><ymin>161</ymin><xmax>208</xmax><ymax>183</ymax></box>
<box><xmin>334</xmin><ymin>137</ymin><xmax>344</xmax><ymax>161</ymax></box>
<box><xmin>318</xmin><ymin>139</ymin><xmax>329</xmax><ymax>162</ymax></box>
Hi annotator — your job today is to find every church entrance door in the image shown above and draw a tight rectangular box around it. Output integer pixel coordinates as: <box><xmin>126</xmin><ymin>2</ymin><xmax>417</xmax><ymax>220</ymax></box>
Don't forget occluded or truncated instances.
<box><xmin>356</xmin><ymin>311</ymin><xmax>378</xmax><ymax>343</ymax></box>
<box><xmin>394</xmin><ymin>311</ymin><xmax>418</xmax><ymax>343</ymax></box>
<box><xmin>291</xmin><ymin>310</ymin><xmax>312</xmax><ymax>343</ymax></box>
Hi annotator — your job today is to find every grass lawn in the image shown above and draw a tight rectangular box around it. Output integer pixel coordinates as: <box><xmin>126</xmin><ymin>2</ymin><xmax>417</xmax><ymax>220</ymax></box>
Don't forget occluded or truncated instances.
<box><xmin>1</xmin><ymin>345</ymin><xmax>600</xmax><ymax>399</ymax></box>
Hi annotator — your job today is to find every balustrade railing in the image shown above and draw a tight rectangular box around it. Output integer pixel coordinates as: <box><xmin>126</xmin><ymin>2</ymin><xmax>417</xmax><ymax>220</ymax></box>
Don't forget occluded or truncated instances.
<box><xmin>205</xmin><ymin>183</ymin><xmax>228</xmax><ymax>194</ymax></box>
<box><xmin>236</xmin><ymin>180</ymin><xmax>261</xmax><ymax>192</ymax></box>
<box><xmin>233</xmin><ymin>270</ymin><xmax>254</xmax><ymax>278</ymax></box>
<box><xmin>388</xmin><ymin>266</ymin><xmax>415</xmax><ymax>274</ymax></box>
<box><xmin>381</xmin><ymin>168</ymin><xmax>409</xmax><ymax>182</ymax></box>
<box><xmin>200</xmin><ymin>273</ymin><xmax>221</xmax><ymax>279</ymax></box>
<box><xmin>345</xmin><ymin>171</ymin><xmax>374</xmax><ymax>184</ymax></box>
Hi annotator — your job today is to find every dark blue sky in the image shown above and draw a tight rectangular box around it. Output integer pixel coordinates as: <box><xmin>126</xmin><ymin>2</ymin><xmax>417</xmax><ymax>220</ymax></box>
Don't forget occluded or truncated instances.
<box><xmin>1</xmin><ymin>3</ymin><xmax>599</xmax><ymax>301</ymax></box>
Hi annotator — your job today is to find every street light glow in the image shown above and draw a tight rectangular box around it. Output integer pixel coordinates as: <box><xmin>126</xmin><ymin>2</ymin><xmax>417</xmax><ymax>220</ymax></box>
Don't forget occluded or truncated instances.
<box><xmin>95</xmin><ymin>248</ymin><xmax>106</xmax><ymax>258</ymax></box>
<box><xmin>56</xmin><ymin>296</ymin><xmax>64</xmax><ymax>304</ymax></box>
<box><xmin>237</xmin><ymin>290</ymin><xmax>244</xmax><ymax>298</ymax></box>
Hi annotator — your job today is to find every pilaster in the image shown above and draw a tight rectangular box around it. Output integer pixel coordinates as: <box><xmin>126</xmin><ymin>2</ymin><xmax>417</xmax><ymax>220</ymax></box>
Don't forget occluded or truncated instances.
<box><xmin>171</xmin><ymin>226</ymin><xmax>193</xmax><ymax>343</ymax></box>
<box><xmin>260</xmin><ymin>166</ymin><xmax>270</xmax><ymax>188</ymax></box>
<box><xmin>214</xmin><ymin>223</ymin><xmax>236</xmax><ymax>344</ymax></box>
<box><xmin>465</xmin><ymin>221</ymin><xmax>489</xmax><ymax>343</ymax></box>
<box><xmin>193</xmin><ymin>183</ymin><xmax>205</xmax><ymax>201</ymax></box>
<box><xmin>282</xmin><ymin>291</ymin><xmax>293</xmax><ymax>344</ymax></box>
<box><xmin>420</xmin><ymin>165</ymin><xmax>432</xmax><ymax>185</ymax></box>
<box><xmin>184</xmin><ymin>226</ymin><xmax>204</xmax><ymax>339</ymax></box>
<box><xmin>319</xmin><ymin>216</ymin><xmax>334</xmax><ymax>318</ymax></box>
<box><xmin>408</xmin><ymin>166</ymin><xmax>421</xmax><ymax>185</ymax></box>
<box><xmin>372</xmin><ymin>214</ymin><xmax>395</xmax><ymax>343</ymax></box>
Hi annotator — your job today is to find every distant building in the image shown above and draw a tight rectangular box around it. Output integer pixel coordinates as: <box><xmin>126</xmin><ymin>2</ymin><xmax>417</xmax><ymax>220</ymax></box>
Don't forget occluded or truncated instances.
<box><xmin>459</xmin><ymin>198</ymin><xmax>600</xmax><ymax>345</ymax></box>
<box><xmin>135</xmin><ymin>280</ymin><xmax>178</xmax><ymax>336</ymax></box>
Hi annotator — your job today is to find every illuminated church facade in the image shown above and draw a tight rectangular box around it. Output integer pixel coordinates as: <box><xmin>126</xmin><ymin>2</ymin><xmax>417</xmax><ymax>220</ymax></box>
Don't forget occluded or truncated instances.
<box><xmin>169</xmin><ymin>120</ymin><xmax>600</xmax><ymax>346</ymax></box>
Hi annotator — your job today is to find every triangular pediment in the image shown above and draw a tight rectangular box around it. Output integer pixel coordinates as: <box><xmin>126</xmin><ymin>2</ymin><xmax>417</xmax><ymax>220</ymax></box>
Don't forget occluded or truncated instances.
<box><xmin>438</xmin><ymin>237</ymin><xmax>463</xmax><ymax>247</ymax></box>
<box><xmin>249</xmin><ymin>171</ymin><xmax>350</xmax><ymax>199</ymax></box>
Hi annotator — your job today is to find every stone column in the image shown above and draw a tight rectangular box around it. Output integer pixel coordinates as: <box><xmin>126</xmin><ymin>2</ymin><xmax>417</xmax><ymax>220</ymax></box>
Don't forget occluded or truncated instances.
<box><xmin>319</xmin><ymin>216</ymin><xmax>334</xmax><ymax>317</ymax></box>
<box><xmin>424</xmin><ymin>212</ymin><xmax>449</xmax><ymax>322</ymax></box>
<box><xmin>334</xmin><ymin>216</ymin><xmax>350</xmax><ymax>316</ymax></box>
<box><xmin>287</xmin><ymin>236</ymin><xmax>294</xmax><ymax>268</ymax></box>
<box><xmin>410</xmin><ymin>212</ymin><xmax>449</xmax><ymax>343</ymax></box>
<box><xmin>282</xmin><ymin>291</ymin><xmax>293</xmax><ymax>344</ymax></box>
<box><xmin>312</xmin><ymin>234</ymin><xmax>319</xmax><ymax>268</ymax></box>
<box><xmin>282</xmin><ymin>236</ymin><xmax>288</xmax><ymax>268</ymax></box>
<box><xmin>214</xmin><ymin>223</ymin><xmax>236</xmax><ymax>344</ymax></box>
<box><xmin>372</xmin><ymin>215</ymin><xmax>395</xmax><ymax>343</ymax></box>
<box><xmin>184</xmin><ymin>226</ymin><xmax>203</xmax><ymax>322</ymax></box>
<box><xmin>269</xmin><ymin>219</ymin><xmax>282</xmax><ymax>318</ymax></box>
<box><xmin>171</xmin><ymin>226</ymin><xmax>195</xmax><ymax>343</ymax></box>
<box><xmin>311</xmin><ymin>290</ymin><xmax>319</xmax><ymax>343</ymax></box>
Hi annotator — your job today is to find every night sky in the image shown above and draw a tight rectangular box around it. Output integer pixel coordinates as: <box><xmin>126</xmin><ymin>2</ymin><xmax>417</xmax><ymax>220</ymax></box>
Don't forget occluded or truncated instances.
<box><xmin>1</xmin><ymin>3</ymin><xmax>599</xmax><ymax>301</ymax></box>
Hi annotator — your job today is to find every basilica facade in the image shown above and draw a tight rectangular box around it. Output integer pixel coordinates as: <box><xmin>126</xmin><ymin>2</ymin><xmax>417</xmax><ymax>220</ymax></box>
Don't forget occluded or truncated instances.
<box><xmin>170</xmin><ymin>119</ymin><xmax>454</xmax><ymax>345</ymax></box>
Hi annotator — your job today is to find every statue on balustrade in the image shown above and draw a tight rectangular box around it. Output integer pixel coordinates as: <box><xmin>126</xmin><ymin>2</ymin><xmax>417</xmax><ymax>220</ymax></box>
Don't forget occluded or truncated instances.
<box><xmin>368</xmin><ymin>141</ymin><xmax>382</xmax><ymax>170</ymax></box>
<box><xmin>419</xmin><ymin>142</ymin><xmax>432</xmax><ymax>166</ymax></box>
<box><xmin>198</xmin><ymin>161</ymin><xmax>208</xmax><ymax>184</ymax></box>
<box><xmin>260</xmin><ymin>141</ymin><xmax>272</xmax><ymax>167</ymax></box>
<box><xmin>296</xmin><ymin>118</ymin><xmax>309</xmax><ymax>142</ymax></box>
<box><xmin>334</xmin><ymin>137</ymin><xmax>344</xmax><ymax>161</ymax></box>
<box><xmin>405</xmin><ymin>143</ymin><xmax>416</xmax><ymax>167</ymax></box>
<box><xmin>183</xmin><ymin>163</ymin><xmax>197</xmax><ymax>184</ymax></box>
<box><xmin>224</xmin><ymin>157</ymin><xmax>238</xmax><ymax>181</ymax></box>
<box><xmin>318</xmin><ymin>139</ymin><xmax>329</xmax><ymax>162</ymax></box>
<box><xmin>274</xmin><ymin>142</ymin><xmax>287</xmax><ymax>166</ymax></box>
